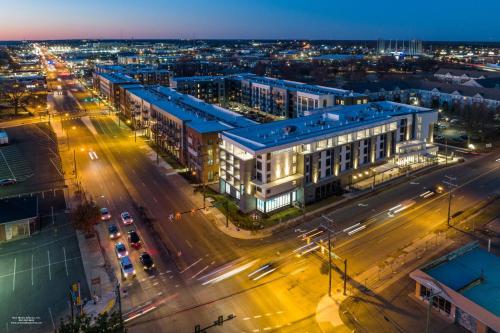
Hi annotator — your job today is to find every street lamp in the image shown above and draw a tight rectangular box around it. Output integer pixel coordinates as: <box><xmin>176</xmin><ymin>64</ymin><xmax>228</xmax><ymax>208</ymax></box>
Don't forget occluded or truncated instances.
<box><xmin>443</xmin><ymin>175</ymin><xmax>457</xmax><ymax>227</ymax></box>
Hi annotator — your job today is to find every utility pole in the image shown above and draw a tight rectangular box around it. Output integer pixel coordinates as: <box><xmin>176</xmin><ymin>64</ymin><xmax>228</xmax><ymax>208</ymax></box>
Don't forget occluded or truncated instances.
<box><xmin>343</xmin><ymin>258</ymin><xmax>348</xmax><ymax>296</ymax></box>
<box><xmin>443</xmin><ymin>175</ymin><xmax>457</xmax><ymax>227</ymax></box>
<box><xmin>73</xmin><ymin>149</ymin><xmax>77</xmax><ymax>178</ymax></box>
<box><xmin>444</xmin><ymin>137</ymin><xmax>448</xmax><ymax>165</ymax></box>
<box><xmin>225</xmin><ymin>200</ymin><xmax>229</xmax><ymax>228</ymax></box>
<box><xmin>321</xmin><ymin>215</ymin><xmax>335</xmax><ymax>297</ymax></box>
<box><xmin>116</xmin><ymin>283</ymin><xmax>123</xmax><ymax>325</ymax></box>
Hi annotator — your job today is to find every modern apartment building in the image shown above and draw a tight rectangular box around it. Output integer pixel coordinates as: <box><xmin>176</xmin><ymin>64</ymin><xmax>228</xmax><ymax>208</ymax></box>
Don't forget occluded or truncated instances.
<box><xmin>170</xmin><ymin>76</ymin><xmax>226</xmax><ymax>104</ymax></box>
<box><xmin>168</xmin><ymin>74</ymin><xmax>368</xmax><ymax>118</ymax></box>
<box><xmin>229</xmin><ymin>75</ymin><xmax>368</xmax><ymax>118</ymax></box>
<box><xmin>122</xmin><ymin>85</ymin><xmax>256</xmax><ymax>183</ymax></box>
<box><xmin>92</xmin><ymin>72</ymin><xmax>139</xmax><ymax>110</ymax></box>
<box><xmin>218</xmin><ymin>101</ymin><xmax>437</xmax><ymax>213</ymax></box>
<box><xmin>95</xmin><ymin>64</ymin><xmax>173</xmax><ymax>86</ymax></box>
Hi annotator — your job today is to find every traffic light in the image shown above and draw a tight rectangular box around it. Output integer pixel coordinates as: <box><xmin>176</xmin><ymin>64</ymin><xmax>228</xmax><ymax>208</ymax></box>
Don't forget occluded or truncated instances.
<box><xmin>216</xmin><ymin>315</ymin><xmax>224</xmax><ymax>326</ymax></box>
<box><xmin>175</xmin><ymin>212</ymin><xmax>181</xmax><ymax>220</ymax></box>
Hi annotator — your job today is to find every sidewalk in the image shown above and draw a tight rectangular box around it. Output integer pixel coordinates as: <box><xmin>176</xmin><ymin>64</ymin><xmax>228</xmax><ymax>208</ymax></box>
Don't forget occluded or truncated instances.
<box><xmin>53</xmin><ymin>115</ymin><xmax>118</xmax><ymax>318</ymax></box>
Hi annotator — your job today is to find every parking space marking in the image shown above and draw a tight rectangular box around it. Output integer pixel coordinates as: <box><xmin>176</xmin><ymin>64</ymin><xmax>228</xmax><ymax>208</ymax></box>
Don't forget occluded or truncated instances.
<box><xmin>63</xmin><ymin>247</ymin><xmax>68</xmax><ymax>276</ymax></box>
<box><xmin>48</xmin><ymin>250</ymin><xmax>52</xmax><ymax>280</ymax></box>
<box><xmin>12</xmin><ymin>258</ymin><xmax>16</xmax><ymax>291</ymax></box>
<box><xmin>0</xmin><ymin>149</ymin><xmax>15</xmax><ymax>179</ymax></box>
<box><xmin>48</xmin><ymin>307</ymin><xmax>55</xmax><ymax>330</ymax></box>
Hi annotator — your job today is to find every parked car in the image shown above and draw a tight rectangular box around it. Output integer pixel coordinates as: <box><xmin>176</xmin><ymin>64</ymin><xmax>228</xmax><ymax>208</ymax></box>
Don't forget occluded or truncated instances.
<box><xmin>120</xmin><ymin>212</ymin><xmax>134</xmax><ymax>225</ymax></box>
<box><xmin>139</xmin><ymin>252</ymin><xmax>155</xmax><ymax>271</ymax></box>
<box><xmin>128</xmin><ymin>230</ymin><xmax>141</xmax><ymax>249</ymax></box>
<box><xmin>114</xmin><ymin>242</ymin><xmax>128</xmax><ymax>258</ymax></box>
<box><xmin>108</xmin><ymin>224</ymin><xmax>121</xmax><ymax>239</ymax></box>
<box><xmin>0</xmin><ymin>179</ymin><xmax>17</xmax><ymax>186</ymax></box>
<box><xmin>100</xmin><ymin>207</ymin><xmax>111</xmax><ymax>221</ymax></box>
<box><xmin>119</xmin><ymin>256</ymin><xmax>136</xmax><ymax>279</ymax></box>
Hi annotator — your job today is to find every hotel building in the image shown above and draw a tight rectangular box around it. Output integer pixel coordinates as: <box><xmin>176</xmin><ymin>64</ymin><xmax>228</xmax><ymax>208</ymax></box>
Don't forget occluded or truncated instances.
<box><xmin>218</xmin><ymin>101</ymin><xmax>437</xmax><ymax>213</ymax></box>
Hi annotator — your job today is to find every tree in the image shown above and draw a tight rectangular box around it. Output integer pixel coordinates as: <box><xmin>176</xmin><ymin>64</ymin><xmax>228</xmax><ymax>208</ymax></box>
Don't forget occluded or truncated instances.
<box><xmin>57</xmin><ymin>311</ymin><xmax>125</xmax><ymax>333</ymax></box>
<box><xmin>1</xmin><ymin>80</ymin><xmax>31</xmax><ymax>115</ymax></box>
<box><xmin>71</xmin><ymin>199</ymin><xmax>100</xmax><ymax>235</ymax></box>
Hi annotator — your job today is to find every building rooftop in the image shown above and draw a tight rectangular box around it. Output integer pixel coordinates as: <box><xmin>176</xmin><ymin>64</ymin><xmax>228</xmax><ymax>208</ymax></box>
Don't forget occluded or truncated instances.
<box><xmin>97</xmin><ymin>72</ymin><xmax>138</xmax><ymax>84</ymax></box>
<box><xmin>171</xmin><ymin>75</ymin><xmax>225</xmax><ymax>82</ymax></box>
<box><xmin>221</xmin><ymin>101</ymin><xmax>434</xmax><ymax>153</ymax></box>
<box><xmin>241</xmin><ymin>75</ymin><xmax>364</xmax><ymax>97</ymax></box>
<box><xmin>424</xmin><ymin>245</ymin><xmax>500</xmax><ymax>317</ymax></box>
<box><xmin>127</xmin><ymin>86</ymin><xmax>257</xmax><ymax>130</ymax></box>
<box><xmin>187</xmin><ymin>120</ymin><xmax>233</xmax><ymax>134</ymax></box>
<box><xmin>0</xmin><ymin>196</ymin><xmax>38</xmax><ymax>224</ymax></box>
<box><xmin>155</xmin><ymin>86</ymin><xmax>257</xmax><ymax>128</ymax></box>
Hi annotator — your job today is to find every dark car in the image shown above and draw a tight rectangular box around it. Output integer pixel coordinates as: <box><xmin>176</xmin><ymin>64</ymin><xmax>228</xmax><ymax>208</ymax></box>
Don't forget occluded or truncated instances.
<box><xmin>128</xmin><ymin>230</ymin><xmax>141</xmax><ymax>249</ymax></box>
<box><xmin>0</xmin><ymin>179</ymin><xmax>17</xmax><ymax>186</ymax></box>
<box><xmin>108</xmin><ymin>224</ymin><xmax>121</xmax><ymax>239</ymax></box>
<box><xmin>139</xmin><ymin>252</ymin><xmax>155</xmax><ymax>271</ymax></box>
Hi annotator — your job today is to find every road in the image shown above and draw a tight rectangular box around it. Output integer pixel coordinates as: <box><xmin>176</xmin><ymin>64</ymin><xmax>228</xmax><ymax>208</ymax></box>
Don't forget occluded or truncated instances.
<box><xmin>44</xmin><ymin>50</ymin><xmax>500</xmax><ymax>332</ymax></box>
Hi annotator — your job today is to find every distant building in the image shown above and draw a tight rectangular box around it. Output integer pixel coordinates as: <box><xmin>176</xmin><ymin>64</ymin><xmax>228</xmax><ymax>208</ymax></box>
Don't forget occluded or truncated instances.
<box><xmin>230</xmin><ymin>74</ymin><xmax>368</xmax><ymax>118</ymax></box>
<box><xmin>92</xmin><ymin>72</ymin><xmax>139</xmax><ymax>110</ymax></box>
<box><xmin>0</xmin><ymin>196</ymin><xmax>39</xmax><ymax>242</ymax></box>
<box><xmin>219</xmin><ymin>101</ymin><xmax>437</xmax><ymax>213</ymax></box>
<box><xmin>170</xmin><ymin>76</ymin><xmax>226</xmax><ymax>105</ymax></box>
<box><xmin>410</xmin><ymin>242</ymin><xmax>500</xmax><ymax>333</ymax></box>
<box><xmin>117</xmin><ymin>54</ymin><xmax>140</xmax><ymax>65</ymax></box>
<box><xmin>95</xmin><ymin>64</ymin><xmax>173</xmax><ymax>86</ymax></box>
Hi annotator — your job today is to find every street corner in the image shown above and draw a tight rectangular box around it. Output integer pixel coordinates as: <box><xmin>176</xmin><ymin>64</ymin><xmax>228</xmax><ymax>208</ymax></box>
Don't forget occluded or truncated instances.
<box><xmin>315</xmin><ymin>290</ymin><xmax>351</xmax><ymax>333</ymax></box>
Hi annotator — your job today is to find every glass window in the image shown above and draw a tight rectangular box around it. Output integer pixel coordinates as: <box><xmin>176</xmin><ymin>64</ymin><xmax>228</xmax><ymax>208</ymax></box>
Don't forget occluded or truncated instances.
<box><xmin>257</xmin><ymin>199</ymin><xmax>265</xmax><ymax>212</ymax></box>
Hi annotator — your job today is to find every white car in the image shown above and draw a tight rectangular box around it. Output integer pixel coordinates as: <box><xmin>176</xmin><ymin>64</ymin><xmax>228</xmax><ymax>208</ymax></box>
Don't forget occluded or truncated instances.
<box><xmin>115</xmin><ymin>242</ymin><xmax>128</xmax><ymax>258</ymax></box>
<box><xmin>120</xmin><ymin>256</ymin><xmax>136</xmax><ymax>279</ymax></box>
<box><xmin>100</xmin><ymin>207</ymin><xmax>111</xmax><ymax>221</ymax></box>
<box><xmin>120</xmin><ymin>212</ymin><xmax>134</xmax><ymax>225</ymax></box>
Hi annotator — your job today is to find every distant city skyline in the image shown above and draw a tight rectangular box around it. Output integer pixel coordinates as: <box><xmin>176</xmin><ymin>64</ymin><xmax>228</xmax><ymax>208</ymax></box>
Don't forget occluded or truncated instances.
<box><xmin>0</xmin><ymin>0</ymin><xmax>499</xmax><ymax>41</ymax></box>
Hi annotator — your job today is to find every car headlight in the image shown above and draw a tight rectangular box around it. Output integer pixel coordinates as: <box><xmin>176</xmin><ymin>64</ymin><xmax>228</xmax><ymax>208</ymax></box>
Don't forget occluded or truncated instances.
<box><xmin>133</xmin><ymin>270</ymin><xmax>136</xmax><ymax>275</ymax></box>
<box><xmin>125</xmin><ymin>251</ymin><xmax>128</xmax><ymax>256</ymax></box>
<box><xmin>124</xmin><ymin>272</ymin><xmax>128</xmax><ymax>277</ymax></box>
<box><xmin>151</xmin><ymin>264</ymin><xmax>155</xmax><ymax>268</ymax></box>
<box><xmin>117</xmin><ymin>232</ymin><xmax>121</xmax><ymax>236</ymax></box>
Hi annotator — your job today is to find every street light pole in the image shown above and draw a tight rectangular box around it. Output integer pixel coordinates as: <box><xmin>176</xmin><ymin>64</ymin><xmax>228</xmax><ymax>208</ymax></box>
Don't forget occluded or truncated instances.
<box><xmin>73</xmin><ymin>149</ymin><xmax>77</xmax><ymax>178</ymax></box>
<box><xmin>443</xmin><ymin>175</ymin><xmax>457</xmax><ymax>227</ymax></box>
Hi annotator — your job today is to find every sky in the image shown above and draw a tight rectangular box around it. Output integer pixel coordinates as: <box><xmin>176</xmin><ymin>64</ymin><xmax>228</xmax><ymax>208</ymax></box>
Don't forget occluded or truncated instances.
<box><xmin>0</xmin><ymin>0</ymin><xmax>499</xmax><ymax>41</ymax></box>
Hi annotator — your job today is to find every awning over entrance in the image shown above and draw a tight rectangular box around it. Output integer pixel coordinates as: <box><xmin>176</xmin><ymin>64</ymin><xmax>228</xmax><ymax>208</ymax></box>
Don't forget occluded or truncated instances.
<box><xmin>371</xmin><ymin>162</ymin><xmax>398</xmax><ymax>174</ymax></box>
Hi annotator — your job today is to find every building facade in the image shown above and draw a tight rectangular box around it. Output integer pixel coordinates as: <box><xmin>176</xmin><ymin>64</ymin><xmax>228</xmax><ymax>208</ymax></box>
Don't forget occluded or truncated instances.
<box><xmin>218</xmin><ymin>102</ymin><xmax>437</xmax><ymax>213</ymax></box>
<box><xmin>170</xmin><ymin>76</ymin><xmax>226</xmax><ymax>105</ymax></box>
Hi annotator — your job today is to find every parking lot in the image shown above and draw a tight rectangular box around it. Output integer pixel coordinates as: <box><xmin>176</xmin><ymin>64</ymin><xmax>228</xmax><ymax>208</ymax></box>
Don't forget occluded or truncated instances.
<box><xmin>0</xmin><ymin>213</ymin><xmax>89</xmax><ymax>333</ymax></box>
<box><xmin>0</xmin><ymin>123</ymin><xmax>65</xmax><ymax>198</ymax></box>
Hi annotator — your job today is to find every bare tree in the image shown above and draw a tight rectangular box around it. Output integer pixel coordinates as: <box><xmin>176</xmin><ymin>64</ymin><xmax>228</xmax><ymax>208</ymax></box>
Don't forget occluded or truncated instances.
<box><xmin>1</xmin><ymin>80</ymin><xmax>31</xmax><ymax>115</ymax></box>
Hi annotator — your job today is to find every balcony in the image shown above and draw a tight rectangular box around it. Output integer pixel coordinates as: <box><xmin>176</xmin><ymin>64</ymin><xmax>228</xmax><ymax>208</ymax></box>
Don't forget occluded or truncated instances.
<box><xmin>251</xmin><ymin>174</ymin><xmax>303</xmax><ymax>200</ymax></box>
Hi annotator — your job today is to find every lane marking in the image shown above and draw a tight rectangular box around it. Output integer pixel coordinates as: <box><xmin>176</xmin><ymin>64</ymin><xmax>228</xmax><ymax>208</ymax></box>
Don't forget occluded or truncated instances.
<box><xmin>12</xmin><ymin>258</ymin><xmax>16</xmax><ymax>291</ymax></box>
<box><xmin>185</xmin><ymin>240</ymin><xmax>193</xmax><ymax>249</ymax></box>
<box><xmin>47</xmin><ymin>251</ymin><xmax>52</xmax><ymax>280</ymax></box>
<box><xmin>63</xmin><ymin>247</ymin><xmax>69</xmax><ymax>276</ymax></box>
<box><xmin>190</xmin><ymin>265</ymin><xmax>209</xmax><ymax>280</ymax></box>
<box><xmin>48</xmin><ymin>307</ymin><xmax>55</xmax><ymax>330</ymax></box>
<box><xmin>180</xmin><ymin>258</ymin><xmax>202</xmax><ymax>273</ymax></box>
